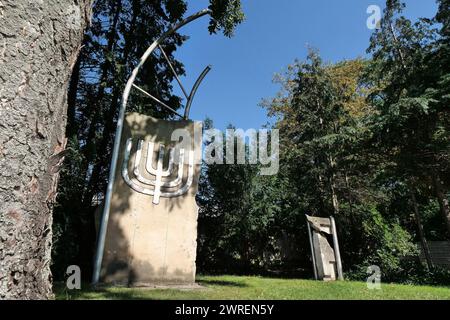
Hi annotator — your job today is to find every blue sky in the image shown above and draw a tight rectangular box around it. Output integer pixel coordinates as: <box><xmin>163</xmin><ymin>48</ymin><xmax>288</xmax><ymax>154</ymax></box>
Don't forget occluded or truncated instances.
<box><xmin>171</xmin><ymin>0</ymin><xmax>438</xmax><ymax>130</ymax></box>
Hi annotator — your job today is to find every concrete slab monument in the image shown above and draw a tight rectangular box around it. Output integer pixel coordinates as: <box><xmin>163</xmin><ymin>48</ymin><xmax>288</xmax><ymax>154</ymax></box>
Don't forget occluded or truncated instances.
<box><xmin>99</xmin><ymin>113</ymin><xmax>202</xmax><ymax>286</ymax></box>
<box><xmin>306</xmin><ymin>215</ymin><xmax>344</xmax><ymax>281</ymax></box>
<box><xmin>91</xmin><ymin>9</ymin><xmax>215</xmax><ymax>286</ymax></box>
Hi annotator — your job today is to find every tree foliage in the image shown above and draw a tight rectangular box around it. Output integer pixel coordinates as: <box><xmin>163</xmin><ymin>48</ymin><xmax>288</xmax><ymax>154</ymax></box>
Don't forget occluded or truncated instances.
<box><xmin>208</xmin><ymin>0</ymin><xmax>245</xmax><ymax>37</ymax></box>
<box><xmin>196</xmin><ymin>1</ymin><xmax>450</xmax><ymax>283</ymax></box>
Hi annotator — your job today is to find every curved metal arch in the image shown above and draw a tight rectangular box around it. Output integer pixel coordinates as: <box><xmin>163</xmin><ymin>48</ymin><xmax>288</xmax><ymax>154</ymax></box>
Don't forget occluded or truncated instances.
<box><xmin>184</xmin><ymin>65</ymin><xmax>212</xmax><ymax>119</ymax></box>
<box><xmin>92</xmin><ymin>9</ymin><xmax>212</xmax><ymax>285</ymax></box>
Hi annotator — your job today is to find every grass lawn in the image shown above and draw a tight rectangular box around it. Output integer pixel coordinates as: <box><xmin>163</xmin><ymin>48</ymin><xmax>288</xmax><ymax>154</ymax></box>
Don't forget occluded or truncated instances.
<box><xmin>55</xmin><ymin>275</ymin><xmax>450</xmax><ymax>300</ymax></box>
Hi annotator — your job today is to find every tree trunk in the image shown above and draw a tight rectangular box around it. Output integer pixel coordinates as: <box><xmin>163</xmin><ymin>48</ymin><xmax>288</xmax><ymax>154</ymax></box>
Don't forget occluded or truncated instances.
<box><xmin>409</xmin><ymin>188</ymin><xmax>434</xmax><ymax>270</ymax></box>
<box><xmin>432</xmin><ymin>173</ymin><xmax>450</xmax><ymax>238</ymax></box>
<box><xmin>328</xmin><ymin>156</ymin><xmax>340</xmax><ymax>216</ymax></box>
<box><xmin>76</xmin><ymin>0</ymin><xmax>123</xmax><ymax>279</ymax></box>
<box><xmin>330</xmin><ymin>176</ymin><xmax>340</xmax><ymax>215</ymax></box>
<box><xmin>80</xmin><ymin>0</ymin><xmax>122</xmax><ymax>179</ymax></box>
<box><xmin>0</xmin><ymin>0</ymin><xmax>92</xmax><ymax>299</ymax></box>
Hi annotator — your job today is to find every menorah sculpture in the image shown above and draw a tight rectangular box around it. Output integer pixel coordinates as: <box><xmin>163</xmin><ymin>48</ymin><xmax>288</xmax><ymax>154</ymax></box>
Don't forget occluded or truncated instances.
<box><xmin>122</xmin><ymin>139</ymin><xmax>194</xmax><ymax>205</ymax></box>
<box><xmin>92</xmin><ymin>9</ymin><xmax>211</xmax><ymax>286</ymax></box>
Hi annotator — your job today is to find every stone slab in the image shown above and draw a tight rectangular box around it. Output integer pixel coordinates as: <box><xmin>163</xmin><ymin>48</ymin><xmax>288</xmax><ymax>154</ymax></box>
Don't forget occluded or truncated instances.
<box><xmin>99</xmin><ymin>113</ymin><xmax>202</xmax><ymax>286</ymax></box>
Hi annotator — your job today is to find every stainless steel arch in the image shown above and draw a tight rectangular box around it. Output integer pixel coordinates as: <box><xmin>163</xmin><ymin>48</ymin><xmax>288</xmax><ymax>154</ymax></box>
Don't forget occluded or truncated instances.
<box><xmin>185</xmin><ymin>65</ymin><xmax>212</xmax><ymax>119</ymax></box>
<box><xmin>92</xmin><ymin>9</ymin><xmax>212</xmax><ymax>285</ymax></box>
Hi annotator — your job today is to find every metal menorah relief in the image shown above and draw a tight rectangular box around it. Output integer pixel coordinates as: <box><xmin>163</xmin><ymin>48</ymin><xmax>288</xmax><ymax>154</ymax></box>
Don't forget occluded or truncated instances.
<box><xmin>122</xmin><ymin>138</ymin><xmax>194</xmax><ymax>205</ymax></box>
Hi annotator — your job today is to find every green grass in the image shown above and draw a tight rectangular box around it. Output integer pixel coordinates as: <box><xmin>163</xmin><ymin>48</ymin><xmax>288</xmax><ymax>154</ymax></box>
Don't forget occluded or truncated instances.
<box><xmin>55</xmin><ymin>275</ymin><xmax>450</xmax><ymax>300</ymax></box>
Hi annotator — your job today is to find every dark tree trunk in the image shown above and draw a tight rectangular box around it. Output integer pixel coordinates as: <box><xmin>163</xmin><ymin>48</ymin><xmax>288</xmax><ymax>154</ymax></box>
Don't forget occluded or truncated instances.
<box><xmin>82</xmin><ymin>0</ymin><xmax>135</xmax><ymax>211</ymax></box>
<box><xmin>409</xmin><ymin>188</ymin><xmax>434</xmax><ymax>270</ymax></box>
<box><xmin>80</xmin><ymin>0</ymin><xmax>122</xmax><ymax>178</ymax></box>
<box><xmin>0</xmin><ymin>0</ymin><xmax>92</xmax><ymax>299</ymax></box>
<box><xmin>432</xmin><ymin>173</ymin><xmax>450</xmax><ymax>239</ymax></box>
<box><xmin>76</xmin><ymin>0</ymin><xmax>123</xmax><ymax>280</ymax></box>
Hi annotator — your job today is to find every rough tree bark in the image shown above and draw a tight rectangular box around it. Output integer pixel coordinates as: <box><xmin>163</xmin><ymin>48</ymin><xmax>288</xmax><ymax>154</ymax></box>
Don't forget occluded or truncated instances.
<box><xmin>0</xmin><ymin>0</ymin><xmax>92</xmax><ymax>299</ymax></box>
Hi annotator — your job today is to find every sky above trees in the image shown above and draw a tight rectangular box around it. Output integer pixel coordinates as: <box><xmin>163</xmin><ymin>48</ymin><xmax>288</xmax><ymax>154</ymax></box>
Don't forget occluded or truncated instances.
<box><xmin>172</xmin><ymin>0</ymin><xmax>438</xmax><ymax>130</ymax></box>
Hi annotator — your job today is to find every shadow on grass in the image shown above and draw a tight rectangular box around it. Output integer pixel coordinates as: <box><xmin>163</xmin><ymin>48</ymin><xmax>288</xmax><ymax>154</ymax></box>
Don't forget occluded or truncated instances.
<box><xmin>56</xmin><ymin>287</ymin><xmax>157</xmax><ymax>300</ymax></box>
<box><xmin>92</xmin><ymin>288</ymin><xmax>158</xmax><ymax>300</ymax></box>
<box><xmin>54</xmin><ymin>282</ymin><xmax>153</xmax><ymax>300</ymax></box>
<box><xmin>54</xmin><ymin>278</ymin><xmax>248</xmax><ymax>300</ymax></box>
<box><xmin>197</xmin><ymin>279</ymin><xmax>248</xmax><ymax>288</ymax></box>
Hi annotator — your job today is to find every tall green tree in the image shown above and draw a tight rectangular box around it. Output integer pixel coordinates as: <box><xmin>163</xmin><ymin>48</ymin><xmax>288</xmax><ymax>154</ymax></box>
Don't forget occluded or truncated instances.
<box><xmin>428</xmin><ymin>0</ymin><xmax>450</xmax><ymax>236</ymax></box>
<box><xmin>365</xmin><ymin>0</ymin><xmax>450</xmax><ymax>238</ymax></box>
<box><xmin>197</xmin><ymin>121</ymin><xmax>279</xmax><ymax>274</ymax></box>
<box><xmin>263</xmin><ymin>51</ymin><xmax>417</xmax><ymax>278</ymax></box>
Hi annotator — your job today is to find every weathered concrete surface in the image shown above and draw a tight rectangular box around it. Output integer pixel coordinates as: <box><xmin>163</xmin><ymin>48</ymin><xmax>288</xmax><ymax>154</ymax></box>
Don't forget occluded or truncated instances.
<box><xmin>312</xmin><ymin>232</ymin><xmax>337</xmax><ymax>281</ymax></box>
<box><xmin>306</xmin><ymin>216</ymin><xmax>337</xmax><ymax>281</ymax></box>
<box><xmin>100</xmin><ymin>113</ymin><xmax>202</xmax><ymax>286</ymax></box>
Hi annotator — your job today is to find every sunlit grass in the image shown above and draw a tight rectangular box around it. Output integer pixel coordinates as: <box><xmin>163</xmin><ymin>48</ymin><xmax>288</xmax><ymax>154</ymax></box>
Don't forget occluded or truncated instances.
<box><xmin>55</xmin><ymin>275</ymin><xmax>450</xmax><ymax>300</ymax></box>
